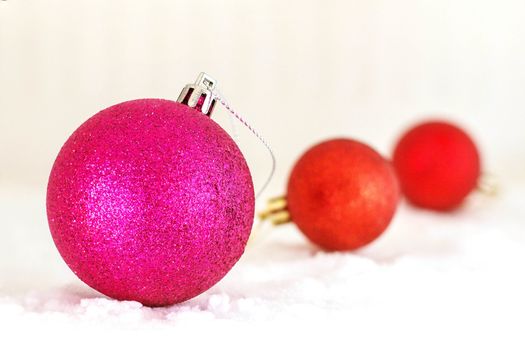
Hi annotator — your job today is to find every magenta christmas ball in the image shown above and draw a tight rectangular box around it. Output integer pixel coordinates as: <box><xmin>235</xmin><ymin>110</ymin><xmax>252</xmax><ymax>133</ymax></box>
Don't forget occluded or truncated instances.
<box><xmin>46</xmin><ymin>98</ymin><xmax>255</xmax><ymax>306</ymax></box>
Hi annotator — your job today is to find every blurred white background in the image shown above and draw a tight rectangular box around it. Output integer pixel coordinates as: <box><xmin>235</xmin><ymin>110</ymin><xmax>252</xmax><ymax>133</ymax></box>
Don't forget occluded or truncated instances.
<box><xmin>1</xmin><ymin>0</ymin><xmax>525</xmax><ymax>192</ymax></box>
<box><xmin>1</xmin><ymin>1</ymin><xmax>525</xmax><ymax>348</ymax></box>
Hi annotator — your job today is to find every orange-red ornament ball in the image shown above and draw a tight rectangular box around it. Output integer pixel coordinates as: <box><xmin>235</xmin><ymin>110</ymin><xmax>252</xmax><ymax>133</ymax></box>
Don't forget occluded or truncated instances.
<box><xmin>286</xmin><ymin>139</ymin><xmax>400</xmax><ymax>251</ymax></box>
<box><xmin>392</xmin><ymin>120</ymin><xmax>481</xmax><ymax>211</ymax></box>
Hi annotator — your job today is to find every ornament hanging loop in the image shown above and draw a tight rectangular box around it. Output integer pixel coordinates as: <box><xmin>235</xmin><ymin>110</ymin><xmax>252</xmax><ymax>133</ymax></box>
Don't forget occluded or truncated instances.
<box><xmin>177</xmin><ymin>72</ymin><xmax>217</xmax><ymax>116</ymax></box>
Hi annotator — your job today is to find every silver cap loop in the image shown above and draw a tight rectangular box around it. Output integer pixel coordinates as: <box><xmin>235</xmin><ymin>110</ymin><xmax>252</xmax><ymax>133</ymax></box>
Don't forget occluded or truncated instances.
<box><xmin>177</xmin><ymin>72</ymin><xmax>217</xmax><ymax>117</ymax></box>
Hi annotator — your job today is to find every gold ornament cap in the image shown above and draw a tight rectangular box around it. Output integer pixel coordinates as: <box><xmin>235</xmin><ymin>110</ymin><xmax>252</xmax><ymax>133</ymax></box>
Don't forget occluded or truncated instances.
<box><xmin>258</xmin><ymin>196</ymin><xmax>291</xmax><ymax>225</ymax></box>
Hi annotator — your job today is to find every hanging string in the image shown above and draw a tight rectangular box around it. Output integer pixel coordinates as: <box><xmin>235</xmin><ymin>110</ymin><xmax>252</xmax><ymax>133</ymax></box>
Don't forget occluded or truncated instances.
<box><xmin>225</xmin><ymin>100</ymin><xmax>239</xmax><ymax>142</ymax></box>
<box><xmin>211</xmin><ymin>89</ymin><xmax>276</xmax><ymax>199</ymax></box>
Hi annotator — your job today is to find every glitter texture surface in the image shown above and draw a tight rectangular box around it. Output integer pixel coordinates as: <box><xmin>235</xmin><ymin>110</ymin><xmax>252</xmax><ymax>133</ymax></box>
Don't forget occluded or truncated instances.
<box><xmin>393</xmin><ymin>120</ymin><xmax>481</xmax><ymax>211</ymax></box>
<box><xmin>46</xmin><ymin>99</ymin><xmax>255</xmax><ymax>306</ymax></box>
<box><xmin>287</xmin><ymin>139</ymin><xmax>399</xmax><ymax>251</ymax></box>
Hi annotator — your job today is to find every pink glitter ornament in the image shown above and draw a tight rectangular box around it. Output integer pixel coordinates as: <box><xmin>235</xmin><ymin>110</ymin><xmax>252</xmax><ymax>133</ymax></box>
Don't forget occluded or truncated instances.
<box><xmin>47</xmin><ymin>74</ymin><xmax>255</xmax><ymax>306</ymax></box>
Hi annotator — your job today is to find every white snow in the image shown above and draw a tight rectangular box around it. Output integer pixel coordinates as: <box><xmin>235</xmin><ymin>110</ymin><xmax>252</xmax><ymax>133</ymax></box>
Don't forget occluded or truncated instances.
<box><xmin>1</xmin><ymin>184</ymin><xmax>524</xmax><ymax>349</ymax></box>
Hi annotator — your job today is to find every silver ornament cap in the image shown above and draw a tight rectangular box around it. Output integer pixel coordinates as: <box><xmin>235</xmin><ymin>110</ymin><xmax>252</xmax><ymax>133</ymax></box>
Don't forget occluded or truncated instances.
<box><xmin>177</xmin><ymin>72</ymin><xmax>217</xmax><ymax>117</ymax></box>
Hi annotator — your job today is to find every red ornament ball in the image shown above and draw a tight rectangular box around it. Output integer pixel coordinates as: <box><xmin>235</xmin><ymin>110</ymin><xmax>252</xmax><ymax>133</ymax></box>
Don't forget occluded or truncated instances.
<box><xmin>286</xmin><ymin>139</ymin><xmax>400</xmax><ymax>251</ymax></box>
<box><xmin>392</xmin><ymin>120</ymin><xmax>481</xmax><ymax>211</ymax></box>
